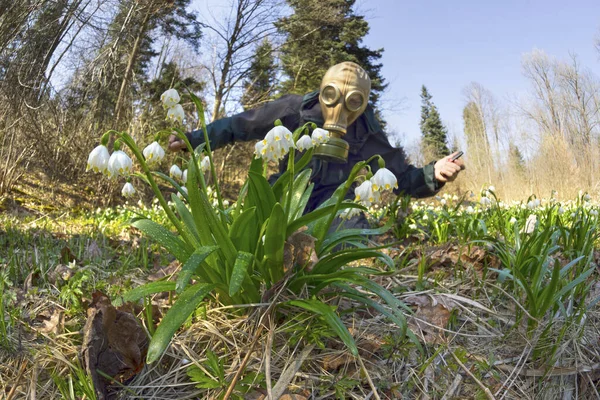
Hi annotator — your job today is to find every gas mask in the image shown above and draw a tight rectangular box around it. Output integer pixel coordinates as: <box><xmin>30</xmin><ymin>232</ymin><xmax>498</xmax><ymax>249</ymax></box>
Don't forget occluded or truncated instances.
<box><xmin>314</xmin><ymin>62</ymin><xmax>371</xmax><ymax>163</ymax></box>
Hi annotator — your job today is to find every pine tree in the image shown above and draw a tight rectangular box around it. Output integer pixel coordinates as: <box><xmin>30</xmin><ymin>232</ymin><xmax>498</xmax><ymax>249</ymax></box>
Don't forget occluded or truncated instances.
<box><xmin>275</xmin><ymin>0</ymin><xmax>386</xmax><ymax>108</ymax></box>
<box><xmin>241</xmin><ymin>39</ymin><xmax>277</xmax><ymax>110</ymax></box>
<box><xmin>420</xmin><ymin>85</ymin><xmax>449</xmax><ymax>159</ymax></box>
<box><xmin>509</xmin><ymin>142</ymin><xmax>526</xmax><ymax>177</ymax></box>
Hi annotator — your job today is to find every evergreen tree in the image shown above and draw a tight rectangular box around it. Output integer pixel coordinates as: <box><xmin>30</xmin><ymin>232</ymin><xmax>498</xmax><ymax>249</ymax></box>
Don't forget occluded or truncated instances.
<box><xmin>275</xmin><ymin>0</ymin><xmax>386</xmax><ymax>108</ymax></box>
<box><xmin>509</xmin><ymin>142</ymin><xmax>526</xmax><ymax>177</ymax></box>
<box><xmin>420</xmin><ymin>85</ymin><xmax>449</xmax><ymax>159</ymax></box>
<box><xmin>241</xmin><ymin>39</ymin><xmax>277</xmax><ymax>110</ymax></box>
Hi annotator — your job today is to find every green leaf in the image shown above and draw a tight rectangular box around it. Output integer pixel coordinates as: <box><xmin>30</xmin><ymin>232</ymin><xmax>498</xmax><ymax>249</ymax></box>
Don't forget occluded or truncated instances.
<box><xmin>147</xmin><ymin>283</ymin><xmax>215</xmax><ymax>364</ymax></box>
<box><xmin>171</xmin><ymin>193</ymin><xmax>200</xmax><ymax>245</ymax></box>
<box><xmin>272</xmin><ymin>149</ymin><xmax>314</xmax><ymax>199</ymax></box>
<box><xmin>187</xmin><ymin>366</ymin><xmax>222</xmax><ymax>389</ymax></box>
<box><xmin>176</xmin><ymin>246</ymin><xmax>220</xmax><ymax>293</ymax></box>
<box><xmin>229</xmin><ymin>207</ymin><xmax>259</xmax><ymax>253</ymax></box>
<box><xmin>311</xmin><ymin>249</ymin><xmax>394</xmax><ymax>275</ymax></box>
<box><xmin>247</xmin><ymin>171</ymin><xmax>276</xmax><ymax>225</ymax></box>
<box><xmin>320</xmin><ymin>219</ymin><xmax>393</xmax><ymax>254</ymax></box>
<box><xmin>288</xmin><ymin>299</ymin><xmax>358</xmax><ymax>356</ymax></box>
<box><xmin>292</xmin><ymin>182</ymin><xmax>314</xmax><ymax>221</ymax></box>
<box><xmin>131</xmin><ymin>218</ymin><xmax>192</xmax><ymax>262</ymax></box>
<box><xmin>286</xmin><ymin>169</ymin><xmax>312</xmax><ymax>222</ymax></box>
<box><xmin>112</xmin><ymin>281</ymin><xmax>176</xmax><ymax>307</ymax></box>
<box><xmin>264</xmin><ymin>203</ymin><xmax>286</xmax><ymax>285</ymax></box>
<box><xmin>287</xmin><ymin>204</ymin><xmax>358</xmax><ymax>237</ymax></box>
<box><xmin>229</xmin><ymin>251</ymin><xmax>254</xmax><ymax>297</ymax></box>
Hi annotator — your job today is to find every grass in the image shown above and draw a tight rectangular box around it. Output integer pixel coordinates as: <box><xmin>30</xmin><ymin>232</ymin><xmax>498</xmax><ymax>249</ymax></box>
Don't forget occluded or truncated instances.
<box><xmin>1</xmin><ymin>190</ymin><xmax>599</xmax><ymax>399</ymax></box>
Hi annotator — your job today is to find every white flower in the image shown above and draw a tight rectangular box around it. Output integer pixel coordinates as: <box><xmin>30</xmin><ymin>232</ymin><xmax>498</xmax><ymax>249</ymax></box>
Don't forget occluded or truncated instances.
<box><xmin>143</xmin><ymin>141</ymin><xmax>165</xmax><ymax>164</ymax></box>
<box><xmin>371</xmin><ymin>168</ymin><xmax>398</xmax><ymax>192</ymax></box>
<box><xmin>591</xmin><ymin>209</ymin><xmax>598</xmax><ymax>216</ymax></box>
<box><xmin>480</xmin><ymin>197</ymin><xmax>492</xmax><ymax>206</ymax></box>
<box><xmin>255</xmin><ymin>125</ymin><xmax>295</xmax><ymax>162</ymax></box>
<box><xmin>167</xmin><ymin>104</ymin><xmax>185</xmax><ymax>123</ymax></box>
<box><xmin>422</xmin><ymin>214</ymin><xmax>429</xmax><ymax>221</ymax></box>
<box><xmin>409</xmin><ymin>223</ymin><xmax>417</xmax><ymax>230</ymax></box>
<box><xmin>558</xmin><ymin>207</ymin><xmax>565</xmax><ymax>215</ymax></box>
<box><xmin>121</xmin><ymin>182</ymin><xmax>136</xmax><ymax>198</ymax></box>
<box><xmin>178</xmin><ymin>186</ymin><xmax>188</xmax><ymax>199</ymax></box>
<box><xmin>527</xmin><ymin>199</ymin><xmax>541</xmax><ymax>209</ymax></box>
<box><xmin>466</xmin><ymin>206</ymin><xmax>475</xmax><ymax>214</ymax></box>
<box><xmin>311</xmin><ymin>128</ymin><xmax>330</xmax><ymax>145</ymax></box>
<box><xmin>169</xmin><ymin>165</ymin><xmax>183</xmax><ymax>180</ymax></box>
<box><xmin>107</xmin><ymin>150</ymin><xmax>133</xmax><ymax>178</ymax></box>
<box><xmin>296</xmin><ymin>135</ymin><xmax>314</xmax><ymax>151</ymax></box>
<box><xmin>86</xmin><ymin>145</ymin><xmax>110</xmax><ymax>174</ymax></box>
<box><xmin>182</xmin><ymin>169</ymin><xmax>188</xmax><ymax>183</ymax></box>
<box><xmin>509</xmin><ymin>217</ymin><xmax>517</xmax><ymax>224</ymax></box>
<box><xmin>161</xmin><ymin>88</ymin><xmax>180</xmax><ymax>108</ymax></box>
<box><xmin>522</xmin><ymin>214</ymin><xmax>537</xmax><ymax>234</ymax></box>
<box><xmin>354</xmin><ymin>180</ymin><xmax>379</xmax><ymax>207</ymax></box>
<box><xmin>441</xmin><ymin>198</ymin><xmax>447</xmax><ymax>205</ymax></box>
<box><xmin>340</xmin><ymin>207</ymin><xmax>361</xmax><ymax>219</ymax></box>
<box><xmin>584</xmin><ymin>193</ymin><xmax>591</xmax><ymax>202</ymax></box>
<box><xmin>200</xmin><ymin>156</ymin><xmax>210</xmax><ymax>173</ymax></box>
<box><xmin>488</xmin><ymin>185</ymin><xmax>496</xmax><ymax>192</ymax></box>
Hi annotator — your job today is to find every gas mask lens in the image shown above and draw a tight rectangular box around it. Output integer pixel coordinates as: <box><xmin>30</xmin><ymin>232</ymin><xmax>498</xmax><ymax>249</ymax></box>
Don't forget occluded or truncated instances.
<box><xmin>321</xmin><ymin>84</ymin><xmax>340</xmax><ymax>106</ymax></box>
<box><xmin>345</xmin><ymin>91</ymin><xmax>365</xmax><ymax>112</ymax></box>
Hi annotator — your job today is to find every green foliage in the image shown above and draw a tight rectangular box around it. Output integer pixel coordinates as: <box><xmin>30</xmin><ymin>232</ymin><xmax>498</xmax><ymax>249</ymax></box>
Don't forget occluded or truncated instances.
<box><xmin>109</xmin><ymin>88</ymin><xmax>408</xmax><ymax>364</ymax></box>
<box><xmin>420</xmin><ymin>85</ymin><xmax>449</xmax><ymax>160</ymax></box>
<box><xmin>276</xmin><ymin>0</ymin><xmax>386</xmax><ymax>107</ymax></box>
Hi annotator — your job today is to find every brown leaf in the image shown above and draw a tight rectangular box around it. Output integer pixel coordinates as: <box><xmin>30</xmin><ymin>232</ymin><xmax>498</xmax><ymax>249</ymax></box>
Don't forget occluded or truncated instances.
<box><xmin>284</xmin><ymin>229</ymin><xmax>319</xmax><ymax>272</ymax></box>
<box><xmin>322</xmin><ymin>353</ymin><xmax>354</xmax><ymax>371</ymax></box>
<box><xmin>148</xmin><ymin>260</ymin><xmax>180</xmax><ymax>281</ymax></box>
<box><xmin>33</xmin><ymin>307</ymin><xmax>63</xmax><ymax>334</ymax></box>
<box><xmin>83</xmin><ymin>240</ymin><xmax>103</xmax><ymax>261</ymax></box>
<box><xmin>82</xmin><ymin>291</ymin><xmax>148</xmax><ymax>400</ymax></box>
<box><xmin>60</xmin><ymin>246</ymin><xmax>77</xmax><ymax>263</ymax></box>
<box><xmin>406</xmin><ymin>295</ymin><xmax>454</xmax><ymax>344</ymax></box>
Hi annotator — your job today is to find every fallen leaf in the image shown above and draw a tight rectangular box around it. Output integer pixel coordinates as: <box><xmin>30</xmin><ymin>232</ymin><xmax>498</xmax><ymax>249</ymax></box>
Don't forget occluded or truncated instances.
<box><xmin>33</xmin><ymin>307</ymin><xmax>64</xmax><ymax>335</ymax></box>
<box><xmin>82</xmin><ymin>291</ymin><xmax>148</xmax><ymax>400</ymax></box>
<box><xmin>405</xmin><ymin>295</ymin><xmax>454</xmax><ymax>344</ymax></box>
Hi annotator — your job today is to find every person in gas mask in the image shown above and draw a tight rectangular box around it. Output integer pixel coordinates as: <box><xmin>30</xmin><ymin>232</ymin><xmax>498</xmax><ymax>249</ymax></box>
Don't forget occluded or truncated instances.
<box><xmin>168</xmin><ymin>61</ymin><xmax>464</xmax><ymax>212</ymax></box>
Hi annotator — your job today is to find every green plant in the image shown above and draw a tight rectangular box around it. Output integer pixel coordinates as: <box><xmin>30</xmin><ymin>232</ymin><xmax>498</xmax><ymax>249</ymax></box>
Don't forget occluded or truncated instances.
<box><xmin>89</xmin><ymin>88</ymin><xmax>414</xmax><ymax>364</ymax></box>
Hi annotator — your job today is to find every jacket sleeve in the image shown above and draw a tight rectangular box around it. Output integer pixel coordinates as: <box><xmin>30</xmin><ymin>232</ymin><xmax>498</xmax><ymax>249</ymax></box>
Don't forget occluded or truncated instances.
<box><xmin>186</xmin><ymin>95</ymin><xmax>303</xmax><ymax>150</ymax></box>
<box><xmin>362</xmin><ymin>129</ymin><xmax>443</xmax><ymax>198</ymax></box>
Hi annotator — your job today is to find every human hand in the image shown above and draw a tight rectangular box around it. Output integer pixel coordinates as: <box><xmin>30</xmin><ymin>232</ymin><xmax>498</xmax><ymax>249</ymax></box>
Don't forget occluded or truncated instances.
<box><xmin>168</xmin><ymin>134</ymin><xmax>186</xmax><ymax>152</ymax></box>
<box><xmin>434</xmin><ymin>152</ymin><xmax>465</xmax><ymax>183</ymax></box>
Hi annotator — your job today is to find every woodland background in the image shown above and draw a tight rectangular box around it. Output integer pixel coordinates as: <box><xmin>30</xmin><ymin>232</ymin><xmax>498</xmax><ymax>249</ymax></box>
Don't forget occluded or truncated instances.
<box><xmin>2</xmin><ymin>0</ymin><xmax>600</xmax><ymax>206</ymax></box>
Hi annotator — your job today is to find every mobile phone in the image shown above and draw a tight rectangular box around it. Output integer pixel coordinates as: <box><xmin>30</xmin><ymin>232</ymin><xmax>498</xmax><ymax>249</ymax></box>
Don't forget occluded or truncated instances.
<box><xmin>450</xmin><ymin>151</ymin><xmax>464</xmax><ymax>161</ymax></box>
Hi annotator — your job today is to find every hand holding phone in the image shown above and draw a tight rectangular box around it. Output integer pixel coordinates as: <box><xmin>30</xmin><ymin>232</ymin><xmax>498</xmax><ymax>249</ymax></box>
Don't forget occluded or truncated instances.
<box><xmin>450</xmin><ymin>151</ymin><xmax>464</xmax><ymax>162</ymax></box>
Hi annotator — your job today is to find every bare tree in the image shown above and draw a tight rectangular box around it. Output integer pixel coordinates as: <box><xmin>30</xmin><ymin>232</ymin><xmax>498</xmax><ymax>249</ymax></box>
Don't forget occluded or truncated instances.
<box><xmin>200</xmin><ymin>0</ymin><xmax>282</xmax><ymax>120</ymax></box>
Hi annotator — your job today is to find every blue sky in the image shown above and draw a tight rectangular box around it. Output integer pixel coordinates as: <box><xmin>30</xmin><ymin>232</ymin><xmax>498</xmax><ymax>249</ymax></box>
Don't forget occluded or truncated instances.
<box><xmin>359</xmin><ymin>0</ymin><xmax>600</xmax><ymax>145</ymax></box>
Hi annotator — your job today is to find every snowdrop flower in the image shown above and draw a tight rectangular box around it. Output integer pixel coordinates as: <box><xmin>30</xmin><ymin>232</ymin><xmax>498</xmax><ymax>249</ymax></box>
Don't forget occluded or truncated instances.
<box><xmin>200</xmin><ymin>156</ymin><xmax>211</xmax><ymax>173</ymax></box>
<box><xmin>223</xmin><ymin>200</ymin><xmax>230</xmax><ymax>207</ymax></box>
<box><xmin>452</xmin><ymin>195</ymin><xmax>459</xmax><ymax>201</ymax></box>
<box><xmin>340</xmin><ymin>207</ymin><xmax>361</xmax><ymax>219</ymax></box>
<box><xmin>584</xmin><ymin>193</ymin><xmax>591</xmax><ymax>202</ymax></box>
<box><xmin>86</xmin><ymin>145</ymin><xmax>110</xmax><ymax>174</ymax></box>
<box><xmin>167</xmin><ymin>104</ymin><xmax>185</xmax><ymax>123</ymax></box>
<box><xmin>354</xmin><ymin>180</ymin><xmax>379</xmax><ymax>207</ymax></box>
<box><xmin>527</xmin><ymin>199</ymin><xmax>541</xmax><ymax>209</ymax></box>
<box><xmin>255</xmin><ymin>125</ymin><xmax>295</xmax><ymax>162</ymax></box>
<box><xmin>522</xmin><ymin>214</ymin><xmax>537</xmax><ymax>234</ymax></box>
<box><xmin>591</xmin><ymin>209</ymin><xmax>598</xmax><ymax>216</ymax></box>
<box><xmin>161</xmin><ymin>89</ymin><xmax>180</xmax><ymax>108</ymax></box>
<box><xmin>480</xmin><ymin>197</ymin><xmax>492</xmax><ymax>206</ymax></box>
<box><xmin>488</xmin><ymin>185</ymin><xmax>496</xmax><ymax>192</ymax></box>
<box><xmin>509</xmin><ymin>217</ymin><xmax>517</xmax><ymax>224</ymax></box>
<box><xmin>311</xmin><ymin>128</ymin><xmax>330</xmax><ymax>145</ymax></box>
<box><xmin>296</xmin><ymin>135</ymin><xmax>314</xmax><ymax>151</ymax></box>
<box><xmin>169</xmin><ymin>165</ymin><xmax>183</xmax><ymax>180</ymax></box>
<box><xmin>107</xmin><ymin>150</ymin><xmax>133</xmax><ymax>178</ymax></box>
<box><xmin>182</xmin><ymin>169</ymin><xmax>188</xmax><ymax>183</ymax></box>
<box><xmin>466</xmin><ymin>206</ymin><xmax>475</xmax><ymax>214</ymax></box>
<box><xmin>409</xmin><ymin>223</ymin><xmax>417</xmax><ymax>230</ymax></box>
<box><xmin>371</xmin><ymin>168</ymin><xmax>398</xmax><ymax>192</ymax></box>
<box><xmin>143</xmin><ymin>141</ymin><xmax>165</xmax><ymax>164</ymax></box>
<box><xmin>121</xmin><ymin>182</ymin><xmax>136</xmax><ymax>198</ymax></box>
<box><xmin>422</xmin><ymin>213</ymin><xmax>429</xmax><ymax>221</ymax></box>
<box><xmin>441</xmin><ymin>198</ymin><xmax>447</xmax><ymax>205</ymax></box>
<box><xmin>558</xmin><ymin>207</ymin><xmax>565</xmax><ymax>215</ymax></box>
<box><xmin>177</xmin><ymin>187</ymin><xmax>188</xmax><ymax>199</ymax></box>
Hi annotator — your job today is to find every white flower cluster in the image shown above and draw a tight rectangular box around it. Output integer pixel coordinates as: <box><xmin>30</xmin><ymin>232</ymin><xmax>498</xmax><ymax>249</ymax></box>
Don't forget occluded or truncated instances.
<box><xmin>161</xmin><ymin>88</ymin><xmax>184</xmax><ymax>124</ymax></box>
<box><xmin>254</xmin><ymin>125</ymin><xmax>295</xmax><ymax>162</ymax></box>
<box><xmin>354</xmin><ymin>168</ymin><xmax>398</xmax><ymax>207</ymax></box>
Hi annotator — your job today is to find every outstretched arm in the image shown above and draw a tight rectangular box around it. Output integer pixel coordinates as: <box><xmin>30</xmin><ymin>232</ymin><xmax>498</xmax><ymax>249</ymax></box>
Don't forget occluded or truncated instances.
<box><xmin>168</xmin><ymin>94</ymin><xmax>303</xmax><ymax>152</ymax></box>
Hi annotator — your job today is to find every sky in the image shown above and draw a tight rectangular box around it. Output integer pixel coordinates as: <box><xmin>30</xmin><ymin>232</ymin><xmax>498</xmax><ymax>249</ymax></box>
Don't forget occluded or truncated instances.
<box><xmin>192</xmin><ymin>0</ymin><xmax>600</xmax><ymax>147</ymax></box>
<box><xmin>357</xmin><ymin>0</ymin><xmax>600</xmax><ymax>146</ymax></box>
